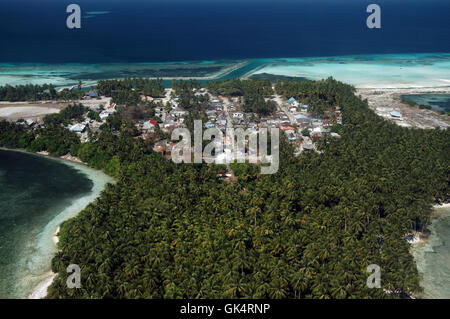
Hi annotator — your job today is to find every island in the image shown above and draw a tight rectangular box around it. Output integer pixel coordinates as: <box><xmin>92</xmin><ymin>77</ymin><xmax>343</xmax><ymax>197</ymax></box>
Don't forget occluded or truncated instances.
<box><xmin>0</xmin><ymin>75</ymin><xmax>448</xmax><ymax>299</ymax></box>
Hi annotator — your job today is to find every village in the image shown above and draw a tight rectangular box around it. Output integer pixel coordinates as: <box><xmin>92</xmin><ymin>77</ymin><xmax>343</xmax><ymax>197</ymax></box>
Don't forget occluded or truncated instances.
<box><xmin>7</xmin><ymin>85</ymin><xmax>344</xmax><ymax>163</ymax></box>
<box><xmin>132</xmin><ymin>87</ymin><xmax>343</xmax><ymax>158</ymax></box>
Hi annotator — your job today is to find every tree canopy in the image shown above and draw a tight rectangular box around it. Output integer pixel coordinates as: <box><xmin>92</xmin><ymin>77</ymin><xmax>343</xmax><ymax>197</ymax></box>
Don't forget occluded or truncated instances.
<box><xmin>0</xmin><ymin>78</ymin><xmax>448</xmax><ymax>299</ymax></box>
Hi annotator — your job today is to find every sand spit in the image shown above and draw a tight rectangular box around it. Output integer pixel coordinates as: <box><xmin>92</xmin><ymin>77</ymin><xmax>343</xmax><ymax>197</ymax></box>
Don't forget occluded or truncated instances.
<box><xmin>357</xmin><ymin>87</ymin><xmax>450</xmax><ymax>129</ymax></box>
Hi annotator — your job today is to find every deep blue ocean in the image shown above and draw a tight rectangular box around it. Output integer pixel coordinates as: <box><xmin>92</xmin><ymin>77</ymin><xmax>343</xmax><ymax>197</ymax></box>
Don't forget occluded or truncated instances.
<box><xmin>0</xmin><ymin>0</ymin><xmax>449</xmax><ymax>63</ymax></box>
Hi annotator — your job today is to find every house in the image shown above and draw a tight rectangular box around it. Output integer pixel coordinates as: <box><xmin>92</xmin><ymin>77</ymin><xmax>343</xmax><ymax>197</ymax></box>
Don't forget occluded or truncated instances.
<box><xmin>153</xmin><ymin>140</ymin><xmax>166</xmax><ymax>154</ymax></box>
<box><xmin>284</xmin><ymin>129</ymin><xmax>297</xmax><ymax>142</ymax></box>
<box><xmin>25</xmin><ymin>119</ymin><xmax>35</xmax><ymax>126</ymax></box>
<box><xmin>206</xmin><ymin>110</ymin><xmax>217</xmax><ymax>119</ymax></box>
<box><xmin>295</xmin><ymin>113</ymin><xmax>309</xmax><ymax>122</ymax></box>
<box><xmin>300</xmin><ymin>104</ymin><xmax>309</xmax><ymax>112</ymax></box>
<box><xmin>88</xmin><ymin>92</ymin><xmax>99</xmax><ymax>98</ymax></box>
<box><xmin>143</xmin><ymin>120</ymin><xmax>156</xmax><ymax>132</ymax></box>
<box><xmin>99</xmin><ymin>112</ymin><xmax>110</xmax><ymax>120</ymax></box>
<box><xmin>171</xmin><ymin>108</ymin><xmax>188</xmax><ymax>117</ymax></box>
<box><xmin>232</xmin><ymin>112</ymin><xmax>244</xmax><ymax>119</ymax></box>
<box><xmin>106</xmin><ymin>103</ymin><xmax>116</xmax><ymax>113</ymax></box>
<box><xmin>69</xmin><ymin>123</ymin><xmax>86</xmax><ymax>133</ymax></box>
<box><xmin>288</xmin><ymin>97</ymin><xmax>299</xmax><ymax>107</ymax></box>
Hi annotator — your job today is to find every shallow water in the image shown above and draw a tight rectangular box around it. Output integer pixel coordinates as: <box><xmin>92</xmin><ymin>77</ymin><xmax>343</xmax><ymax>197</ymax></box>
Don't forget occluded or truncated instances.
<box><xmin>251</xmin><ymin>53</ymin><xmax>450</xmax><ymax>89</ymax></box>
<box><xmin>0</xmin><ymin>149</ymin><xmax>112</xmax><ymax>298</ymax></box>
<box><xmin>411</xmin><ymin>207</ymin><xmax>450</xmax><ymax>298</ymax></box>
<box><xmin>1</xmin><ymin>53</ymin><xmax>449</xmax><ymax>90</ymax></box>
<box><xmin>401</xmin><ymin>94</ymin><xmax>450</xmax><ymax>113</ymax></box>
<box><xmin>0</xmin><ymin>61</ymin><xmax>241</xmax><ymax>87</ymax></box>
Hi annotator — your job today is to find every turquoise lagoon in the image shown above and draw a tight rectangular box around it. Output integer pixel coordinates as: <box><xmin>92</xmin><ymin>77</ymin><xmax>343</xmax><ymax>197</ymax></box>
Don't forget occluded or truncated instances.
<box><xmin>401</xmin><ymin>94</ymin><xmax>450</xmax><ymax>113</ymax></box>
<box><xmin>0</xmin><ymin>60</ymin><xmax>259</xmax><ymax>88</ymax></box>
<box><xmin>2</xmin><ymin>53</ymin><xmax>449</xmax><ymax>89</ymax></box>
<box><xmin>249</xmin><ymin>53</ymin><xmax>450</xmax><ymax>89</ymax></box>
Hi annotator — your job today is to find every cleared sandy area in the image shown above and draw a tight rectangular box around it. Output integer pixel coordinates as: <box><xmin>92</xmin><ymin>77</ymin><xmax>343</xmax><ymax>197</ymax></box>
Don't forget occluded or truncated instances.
<box><xmin>0</xmin><ymin>96</ymin><xmax>110</xmax><ymax>121</ymax></box>
<box><xmin>77</xmin><ymin>96</ymin><xmax>111</xmax><ymax>109</ymax></box>
<box><xmin>0</xmin><ymin>104</ymin><xmax>64</xmax><ymax>122</ymax></box>
<box><xmin>357</xmin><ymin>87</ymin><xmax>450</xmax><ymax>129</ymax></box>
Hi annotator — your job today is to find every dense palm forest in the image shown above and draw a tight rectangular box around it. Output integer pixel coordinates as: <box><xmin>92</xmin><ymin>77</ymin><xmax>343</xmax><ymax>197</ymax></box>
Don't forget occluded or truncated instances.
<box><xmin>0</xmin><ymin>84</ymin><xmax>84</xmax><ymax>101</ymax></box>
<box><xmin>275</xmin><ymin>78</ymin><xmax>351</xmax><ymax>115</ymax></box>
<box><xmin>97</xmin><ymin>78</ymin><xmax>166</xmax><ymax>105</ymax></box>
<box><xmin>1</xmin><ymin>78</ymin><xmax>448</xmax><ymax>298</ymax></box>
<box><xmin>207</xmin><ymin>79</ymin><xmax>276</xmax><ymax>115</ymax></box>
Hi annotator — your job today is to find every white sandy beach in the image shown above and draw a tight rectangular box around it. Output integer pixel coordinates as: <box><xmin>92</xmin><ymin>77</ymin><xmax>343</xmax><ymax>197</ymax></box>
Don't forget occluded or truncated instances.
<box><xmin>26</xmin><ymin>157</ymin><xmax>113</xmax><ymax>299</ymax></box>
<box><xmin>357</xmin><ymin>87</ymin><xmax>450</xmax><ymax>129</ymax></box>
<box><xmin>28</xmin><ymin>272</ymin><xmax>56</xmax><ymax>299</ymax></box>
<box><xmin>0</xmin><ymin>149</ymin><xmax>115</xmax><ymax>299</ymax></box>
<box><xmin>27</xmin><ymin>226</ymin><xmax>60</xmax><ymax>299</ymax></box>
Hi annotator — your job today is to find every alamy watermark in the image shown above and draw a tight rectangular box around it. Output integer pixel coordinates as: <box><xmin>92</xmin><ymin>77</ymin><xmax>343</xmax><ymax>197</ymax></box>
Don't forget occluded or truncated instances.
<box><xmin>171</xmin><ymin>120</ymin><xmax>279</xmax><ymax>174</ymax></box>
<box><xmin>366</xmin><ymin>264</ymin><xmax>381</xmax><ymax>289</ymax></box>
<box><xmin>66</xmin><ymin>4</ymin><xmax>381</xmax><ymax>30</ymax></box>
<box><xmin>67</xmin><ymin>264</ymin><xmax>81</xmax><ymax>289</ymax></box>
<box><xmin>366</xmin><ymin>4</ymin><xmax>381</xmax><ymax>29</ymax></box>
<box><xmin>66</xmin><ymin>4</ymin><xmax>81</xmax><ymax>29</ymax></box>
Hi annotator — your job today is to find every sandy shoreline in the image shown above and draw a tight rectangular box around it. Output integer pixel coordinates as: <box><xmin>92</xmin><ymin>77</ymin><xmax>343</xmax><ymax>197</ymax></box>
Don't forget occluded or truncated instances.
<box><xmin>26</xmin><ymin>226</ymin><xmax>60</xmax><ymax>299</ymax></box>
<box><xmin>27</xmin><ymin>152</ymin><xmax>113</xmax><ymax>299</ymax></box>
<box><xmin>357</xmin><ymin>87</ymin><xmax>450</xmax><ymax>129</ymax></box>
<box><xmin>0</xmin><ymin>147</ymin><xmax>113</xmax><ymax>299</ymax></box>
<box><xmin>408</xmin><ymin>203</ymin><xmax>450</xmax><ymax>298</ymax></box>
<box><xmin>27</xmin><ymin>272</ymin><xmax>56</xmax><ymax>299</ymax></box>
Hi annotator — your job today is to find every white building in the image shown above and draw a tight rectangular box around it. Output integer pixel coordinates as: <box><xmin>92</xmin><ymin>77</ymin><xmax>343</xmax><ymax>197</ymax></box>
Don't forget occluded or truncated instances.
<box><xmin>232</xmin><ymin>112</ymin><xmax>244</xmax><ymax>119</ymax></box>
<box><xmin>99</xmin><ymin>112</ymin><xmax>110</xmax><ymax>120</ymax></box>
<box><xmin>69</xmin><ymin>123</ymin><xmax>86</xmax><ymax>133</ymax></box>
